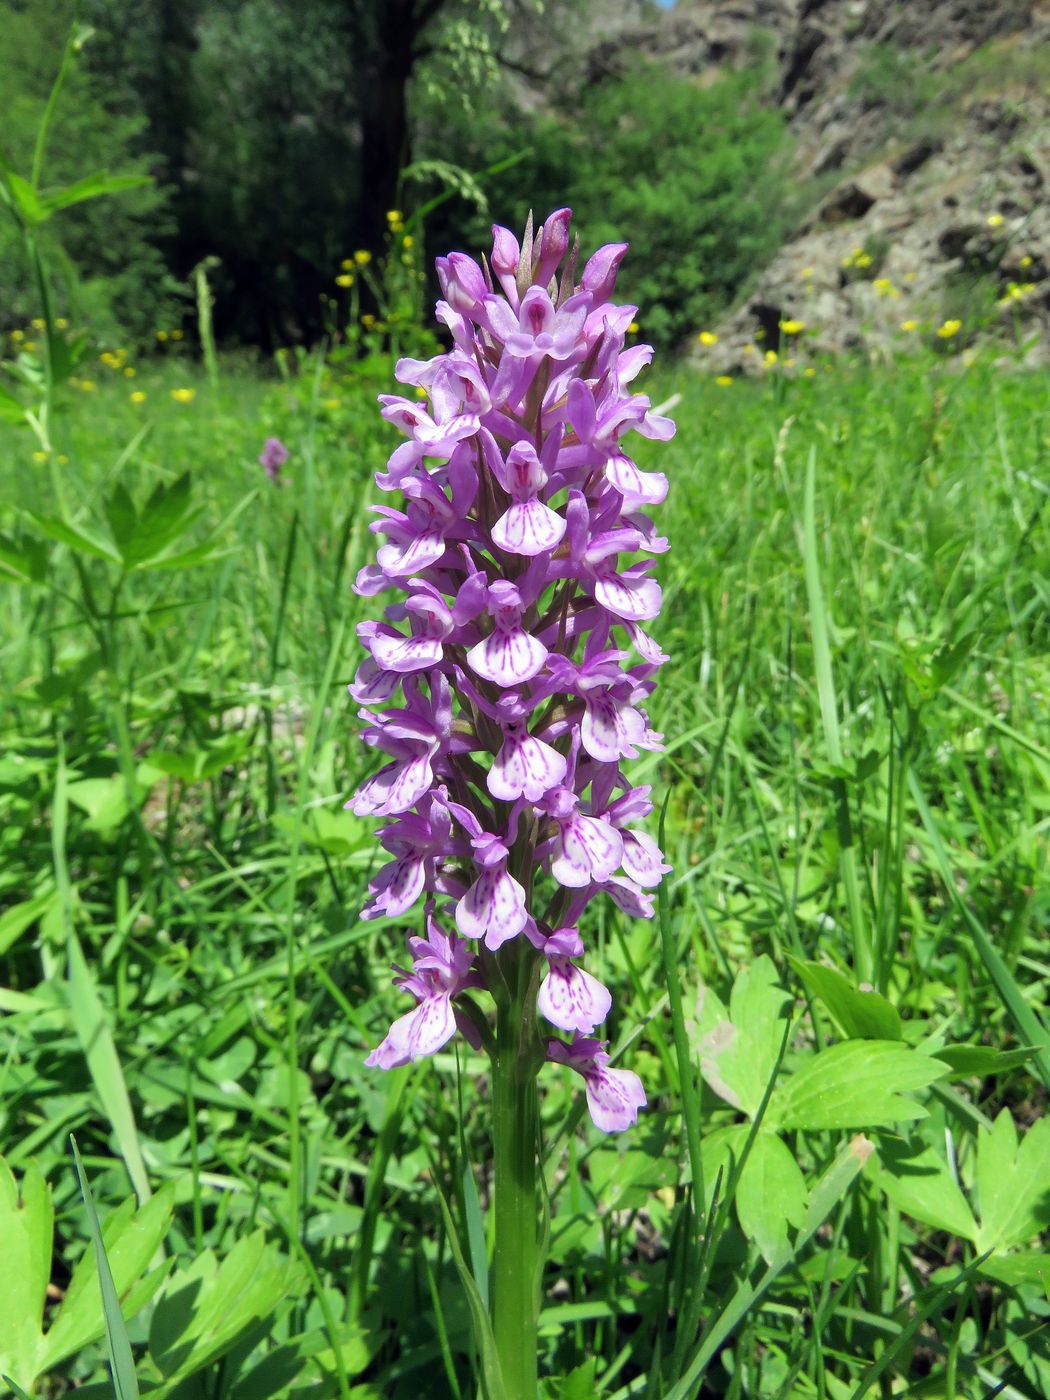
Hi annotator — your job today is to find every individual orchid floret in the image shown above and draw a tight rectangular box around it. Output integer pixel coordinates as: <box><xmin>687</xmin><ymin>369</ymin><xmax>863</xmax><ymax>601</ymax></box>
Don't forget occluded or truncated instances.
<box><xmin>547</xmin><ymin>1035</ymin><xmax>647</xmax><ymax>1133</ymax></box>
<box><xmin>539</xmin><ymin>786</ymin><xmax>624</xmax><ymax>889</ymax></box>
<box><xmin>365</xmin><ymin>916</ymin><xmax>483</xmax><ymax>1068</ymax></box>
<box><xmin>446</xmin><ymin>799</ymin><xmax>528</xmax><ymax>949</ymax></box>
<box><xmin>536</xmin><ymin>928</ymin><xmax>612</xmax><ymax>1034</ymax></box>
<box><xmin>466</xmin><ymin>580</ymin><xmax>549</xmax><ymax>686</ymax></box>
<box><xmin>490</xmin><ymin>439</ymin><xmax>567</xmax><ymax>557</ymax></box>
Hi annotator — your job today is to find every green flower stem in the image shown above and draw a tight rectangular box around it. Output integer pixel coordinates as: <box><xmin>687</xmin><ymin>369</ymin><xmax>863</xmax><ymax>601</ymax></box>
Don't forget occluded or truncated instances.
<box><xmin>490</xmin><ymin>958</ymin><xmax>542</xmax><ymax>1400</ymax></box>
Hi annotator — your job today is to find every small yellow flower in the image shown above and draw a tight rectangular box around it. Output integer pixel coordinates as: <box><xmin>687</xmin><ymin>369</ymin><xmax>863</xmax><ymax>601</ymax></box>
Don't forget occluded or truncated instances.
<box><xmin>804</xmin><ymin>366</ymin><xmax>817</xmax><ymax>378</ymax></box>
<box><xmin>335</xmin><ymin>273</ymin><xmax>354</xmax><ymax>288</ymax></box>
<box><xmin>900</xmin><ymin>319</ymin><xmax>919</xmax><ymax>332</ymax></box>
<box><xmin>987</xmin><ymin>213</ymin><xmax>1005</xmax><ymax>228</ymax></box>
<box><xmin>124</xmin><ymin>366</ymin><xmax>136</xmax><ymax>378</ymax></box>
<box><xmin>742</xmin><ymin>343</ymin><xmax>755</xmax><ymax>355</ymax></box>
<box><xmin>10</xmin><ymin>329</ymin><xmax>24</xmax><ymax>342</ymax></box>
<box><xmin>698</xmin><ymin>330</ymin><xmax>718</xmax><ymax>346</ymax></box>
<box><xmin>31</xmin><ymin>317</ymin><xmax>45</xmax><ymax>330</ymax></box>
<box><xmin>171</xmin><ymin>329</ymin><xmax>183</xmax><ymax>341</ymax></box>
<box><xmin>627</xmin><ymin>321</ymin><xmax>640</xmax><ymax>334</ymax></box>
<box><xmin>754</xmin><ymin>327</ymin><xmax>766</xmax><ymax>340</ymax></box>
<box><xmin>764</xmin><ymin>349</ymin><xmax>779</xmax><ymax>366</ymax></box>
<box><xmin>323</xmin><ymin>397</ymin><xmax>342</xmax><ymax>410</ymax></box>
<box><xmin>801</xmin><ymin>266</ymin><xmax>814</xmax><ymax>279</ymax></box>
<box><xmin>904</xmin><ymin>271</ymin><xmax>916</xmax><ymax>282</ymax></box>
<box><xmin>57</xmin><ymin>454</ymin><xmax>69</xmax><ymax>465</ymax></box>
<box><xmin>1019</xmin><ymin>254</ymin><xmax>1033</xmax><ymax>269</ymax></box>
<box><xmin>79</xmin><ymin>379</ymin><xmax>97</xmax><ymax>392</ymax></box>
<box><xmin>841</xmin><ymin>253</ymin><xmax>855</xmax><ymax>268</ymax></box>
<box><xmin>779</xmin><ymin>319</ymin><xmax>805</xmax><ymax>335</ymax></box>
<box><xmin>873</xmin><ymin>277</ymin><xmax>896</xmax><ymax>296</ymax></box>
<box><xmin>32</xmin><ymin>450</ymin><xmax>48</xmax><ymax>463</ymax></box>
<box><xmin>402</xmin><ymin>234</ymin><xmax>414</xmax><ymax>249</ymax></box>
<box><xmin>361</xmin><ymin>313</ymin><xmax>377</xmax><ymax>329</ymax></box>
<box><xmin>715</xmin><ymin>375</ymin><xmax>733</xmax><ymax>387</ymax></box>
<box><xmin>156</xmin><ymin>330</ymin><xmax>168</xmax><ymax>342</ymax></box>
<box><xmin>854</xmin><ymin>252</ymin><xmax>873</xmax><ymax>269</ymax></box>
<box><xmin>386</xmin><ymin>209</ymin><xmax>402</xmax><ymax>224</ymax></box>
<box><xmin>130</xmin><ymin>390</ymin><xmax>147</xmax><ymax>404</ymax></box>
<box><xmin>936</xmin><ymin>319</ymin><xmax>961</xmax><ymax>339</ymax></box>
<box><xmin>55</xmin><ymin>317</ymin><xmax>68</xmax><ymax>329</ymax></box>
<box><xmin>353</xmin><ymin>250</ymin><xmax>372</xmax><ymax>267</ymax></box>
<box><xmin>170</xmin><ymin>387</ymin><xmax>196</xmax><ymax>404</ymax></box>
<box><xmin>100</xmin><ymin>351</ymin><xmax>116</xmax><ymax>366</ymax></box>
<box><xmin>23</xmin><ymin>340</ymin><xmax>37</xmax><ymax>353</ymax></box>
<box><xmin>784</xmin><ymin>357</ymin><xmax>796</xmax><ymax>368</ymax></box>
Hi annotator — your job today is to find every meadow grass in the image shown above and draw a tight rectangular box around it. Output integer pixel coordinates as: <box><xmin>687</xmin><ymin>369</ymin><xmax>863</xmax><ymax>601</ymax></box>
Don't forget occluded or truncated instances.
<box><xmin>1</xmin><ymin>344</ymin><xmax>1048</xmax><ymax>1397</ymax></box>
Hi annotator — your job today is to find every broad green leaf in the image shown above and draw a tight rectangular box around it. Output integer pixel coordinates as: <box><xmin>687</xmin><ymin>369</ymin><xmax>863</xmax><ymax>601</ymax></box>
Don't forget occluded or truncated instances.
<box><xmin>0</xmin><ymin>380</ymin><xmax>25</xmax><ymax>424</ymax></box>
<box><xmin>0</xmin><ymin>1158</ymin><xmax>53</xmax><ymax>1395</ymax></box>
<box><xmin>691</xmin><ymin>955</ymin><xmax>791</xmax><ymax>1117</ymax></box>
<box><xmin>148</xmin><ymin>1231</ymin><xmax>298</xmax><ymax>1392</ymax></box>
<box><xmin>793</xmin><ymin>959</ymin><xmax>902</xmax><ymax>1040</ymax></box>
<box><xmin>4</xmin><ymin>171</ymin><xmax>47</xmax><ymax>225</ymax></box>
<box><xmin>934</xmin><ymin>1043</ymin><xmax>1038</xmax><ymax>1080</ymax></box>
<box><xmin>874</xmin><ymin>1138</ymin><xmax>977</xmax><ymax>1240</ymax></box>
<box><xmin>39</xmin><ymin>169</ymin><xmax>152</xmax><ymax>218</ymax></box>
<box><xmin>0</xmin><ymin>533</ymin><xmax>47</xmax><ymax>585</ymax></box>
<box><xmin>66</xmin><ymin>776</ymin><xmax>130</xmax><ymax>835</ymax></box>
<box><xmin>978</xmin><ymin>1252</ymin><xmax>1050</xmax><ymax>1288</ymax></box>
<box><xmin>122</xmin><ymin>473</ymin><xmax>201</xmax><ymax>568</ymax></box>
<box><xmin>25</xmin><ymin>510</ymin><xmax>122</xmax><ymax>563</ymax></box>
<box><xmin>976</xmin><ymin>1110</ymin><xmax>1050</xmax><ymax>1252</ymax></box>
<box><xmin>769</xmin><ymin>1041</ymin><xmax>948</xmax><ymax>1130</ymax></box>
<box><xmin>735</xmin><ymin>1129</ymin><xmax>808</xmax><ymax>1264</ymax></box>
<box><xmin>104</xmin><ymin>483</ymin><xmax>138</xmax><ymax>551</ymax></box>
<box><xmin>0</xmin><ymin>889</ymin><xmax>55</xmax><ymax>957</ymax></box>
<box><xmin>146</xmin><ymin>736</ymin><xmax>249</xmax><ymax>783</ymax></box>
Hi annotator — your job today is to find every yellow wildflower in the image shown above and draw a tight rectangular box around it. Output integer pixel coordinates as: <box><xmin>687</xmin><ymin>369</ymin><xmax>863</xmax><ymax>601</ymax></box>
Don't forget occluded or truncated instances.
<box><xmin>55</xmin><ymin>317</ymin><xmax>68</xmax><ymax>329</ymax></box>
<box><xmin>341</xmin><ymin>258</ymin><xmax>354</xmax><ymax>270</ymax></box>
<box><xmin>936</xmin><ymin>319</ymin><xmax>961</xmax><ymax>339</ymax></box>
<box><xmin>754</xmin><ymin>327</ymin><xmax>766</xmax><ymax>340</ymax></box>
<box><xmin>100</xmin><ymin>351</ymin><xmax>116</xmax><ymax>367</ymax></box>
<box><xmin>715</xmin><ymin>375</ymin><xmax>733</xmax><ymax>387</ymax></box>
<box><xmin>764</xmin><ymin>349</ymin><xmax>778</xmax><ymax>366</ymax></box>
<box><xmin>10</xmin><ymin>329</ymin><xmax>24</xmax><ymax>342</ymax></box>
<box><xmin>24</xmin><ymin>340</ymin><xmax>37</xmax><ymax>353</ymax></box>
<box><xmin>873</xmin><ymin>277</ymin><xmax>896</xmax><ymax>296</ymax></box>
<box><xmin>854</xmin><ymin>253</ymin><xmax>873</xmax><ymax>269</ymax></box>
<box><xmin>361</xmin><ymin>313</ymin><xmax>377</xmax><ymax>329</ymax></box>
<box><xmin>900</xmin><ymin>319</ymin><xmax>919</xmax><ymax>332</ymax></box>
<box><xmin>987</xmin><ymin>213</ymin><xmax>1004</xmax><ymax>228</ymax></box>
<box><xmin>904</xmin><ymin>271</ymin><xmax>916</xmax><ymax>282</ymax></box>
<box><xmin>742</xmin><ymin>343</ymin><xmax>755</xmax><ymax>355</ymax></box>
<box><xmin>32</xmin><ymin>450</ymin><xmax>48</xmax><ymax>463</ymax></box>
<box><xmin>31</xmin><ymin>317</ymin><xmax>45</xmax><ymax>330</ymax></box>
<box><xmin>779</xmin><ymin>319</ymin><xmax>805</xmax><ymax>335</ymax></box>
<box><xmin>784</xmin><ymin>357</ymin><xmax>796</xmax><ymax>368</ymax></box>
<box><xmin>1020</xmin><ymin>254</ymin><xmax>1033</xmax><ymax>269</ymax></box>
<box><xmin>841</xmin><ymin>253</ymin><xmax>855</xmax><ymax>268</ymax></box>
<box><xmin>402</xmin><ymin>235</ymin><xmax>414</xmax><ymax>249</ymax></box>
<box><xmin>323</xmin><ymin>397</ymin><xmax>342</xmax><ymax>410</ymax></box>
<box><xmin>627</xmin><ymin>321</ymin><xmax>640</xmax><ymax>334</ymax></box>
<box><xmin>353</xmin><ymin>250</ymin><xmax>372</xmax><ymax>266</ymax></box>
<box><xmin>336</xmin><ymin>273</ymin><xmax>354</xmax><ymax>288</ymax></box>
<box><xmin>170</xmin><ymin>387</ymin><xmax>196</xmax><ymax>404</ymax></box>
<box><xmin>386</xmin><ymin>209</ymin><xmax>402</xmax><ymax>224</ymax></box>
<box><xmin>156</xmin><ymin>330</ymin><xmax>168</xmax><ymax>342</ymax></box>
<box><xmin>698</xmin><ymin>330</ymin><xmax>718</xmax><ymax>346</ymax></box>
<box><xmin>801</xmin><ymin>266</ymin><xmax>814</xmax><ymax>279</ymax></box>
<box><xmin>124</xmin><ymin>366</ymin><xmax>136</xmax><ymax>378</ymax></box>
<box><xmin>57</xmin><ymin>454</ymin><xmax>69</xmax><ymax>465</ymax></box>
<box><xmin>79</xmin><ymin>379</ymin><xmax>97</xmax><ymax>392</ymax></box>
<box><xmin>130</xmin><ymin>390</ymin><xmax>147</xmax><ymax>404</ymax></box>
<box><xmin>171</xmin><ymin>329</ymin><xmax>183</xmax><ymax>341</ymax></box>
<box><xmin>804</xmin><ymin>366</ymin><xmax>817</xmax><ymax>378</ymax></box>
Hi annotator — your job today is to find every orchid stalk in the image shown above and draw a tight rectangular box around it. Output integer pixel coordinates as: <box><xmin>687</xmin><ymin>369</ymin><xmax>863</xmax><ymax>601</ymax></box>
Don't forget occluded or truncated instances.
<box><xmin>348</xmin><ymin>208</ymin><xmax>674</xmax><ymax>1397</ymax></box>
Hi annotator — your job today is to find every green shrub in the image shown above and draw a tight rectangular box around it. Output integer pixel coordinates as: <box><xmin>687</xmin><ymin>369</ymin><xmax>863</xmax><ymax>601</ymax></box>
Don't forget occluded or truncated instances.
<box><xmin>434</xmin><ymin>60</ymin><xmax>793</xmax><ymax>350</ymax></box>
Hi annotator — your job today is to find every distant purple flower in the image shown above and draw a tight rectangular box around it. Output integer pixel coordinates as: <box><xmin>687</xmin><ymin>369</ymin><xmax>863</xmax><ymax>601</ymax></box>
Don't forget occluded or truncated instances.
<box><xmin>349</xmin><ymin>209</ymin><xmax>673</xmax><ymax>1133</ymax></box>
<box><xmin>259</xmin><ymin>436</ymin><xmax>289</xmax><ymax>482</ymax></box>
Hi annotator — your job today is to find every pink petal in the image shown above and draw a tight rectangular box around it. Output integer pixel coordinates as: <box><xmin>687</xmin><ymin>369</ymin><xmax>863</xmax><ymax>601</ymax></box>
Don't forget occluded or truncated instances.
<box><xmin>582</xmin><ymin>694</ymin><xmax>635</xmax><ymax>762</ymax></box>
<box><xmin>351</xmin><ymin>754</ymin><xmax>434</xmax><ymax>817</ymax></box>
<box><xmin>456</xmin><ymin>868</ymin><xmax>527</xmax><ymax>949</ymax></box>
<box><xmin>365</xmin><ymin>996</ymin><xmax>456</xmax><ymax>1069</ymax></box>
<box><xmin>552</xmin><ymin>815</ymin><xmax>624</xmax><ymax>888</ymax></box>
<box><xmin>488</xmin><ymin>731</ymin><xmax>567</xmax><ymax>803</ymax></box>
<box><xmin>594</xmin><ymin>570</ymin><xmax>662</xmax><ymax>622</ymax></box>
<box><xmin>584</xmin><ymin>1064</ymin><xmax>647</xmax><ymax>1133</ymax></box>
<box><xmin>363</xmin><ymin>854</ymin><xmax>426</xmax><ymax>919</ymax></box>
<box><xmin>467</xmin><ymin>626</ymin><xmax>548</xmax><ymax>686</ymax></box>
<box><xmin>491</xmin><ymin>500</ymin><xmax>566</xmax><ymax>556</ymax></box>
<box><xmin>370</xmin><ymin>631</ymin><xmax>444</xmax><ymax>674</ymax></box>
<box><xmin>538</xmin><ymin>961</ymin><xmax>612</xmax><ymax>1033</ymax></box>
<box><xmin>621</xmin><ymin>830</ymin><xmax>670</xmax><ymax>888</ymax></box>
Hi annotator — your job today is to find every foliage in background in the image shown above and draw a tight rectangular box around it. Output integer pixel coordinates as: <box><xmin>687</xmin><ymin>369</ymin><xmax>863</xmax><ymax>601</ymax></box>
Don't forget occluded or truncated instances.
<box><xmin>0</xmin><ymin>0</ymin><xmax>172</xmax><ymax>344</ymax></box>
<box><xmin>436</xmin><ymin>60</ymin><xmax>793</xmax><ymax>349</ymax></box>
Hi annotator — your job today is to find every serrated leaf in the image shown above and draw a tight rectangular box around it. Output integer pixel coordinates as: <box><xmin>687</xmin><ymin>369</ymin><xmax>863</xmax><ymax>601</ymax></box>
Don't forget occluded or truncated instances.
<box><xmin>25</xmin><ymin>510</ymin><xmax>122</xmax><ymax>563</ymax></box>
<box><xmin>0</xmin><ymin>1157</ymin><xmax>53</xmax><ymax>1395</ymax></box>
<box><xmin>874</xmin><ymin>1138</ymin><xmax>977</xmax><ymax>1240</ymax></box>
<box><xmin>105</xmin><ymin>483</ymin><xmax>138</xmax><ymax>550</ymax></box>
<box><xmin>39</xmin><ymin>170</ymin><xmax>152</xmax><ymax>218</ymax></box>
<box><xmin>976</xmin><ymin>1110</ymin><xmax>1050</xmax><ymax>1252</ymax></box>
<box><xmin>691</xmin><ymin>955</ymin><xmax>791</xmax><ymax>1117</ymax></box>
<box><xmin>122</xmin><ymin>473</ymin><xmax>199</xmax><ymax>568</ymax></box>
<box><xmin>735</xmin><ymin>1130</ymin><xmax>808</xmax><ymax>1264</ymax></box>
<box><xmin>793</xmin><ymin>959</ymin><xmax>902</xmax><ymax>1040</ymax></box>
<box><xmin>770</xmin><ymin>1041</ymin><xmax>948</xmax><ymax>1130</ymax></box>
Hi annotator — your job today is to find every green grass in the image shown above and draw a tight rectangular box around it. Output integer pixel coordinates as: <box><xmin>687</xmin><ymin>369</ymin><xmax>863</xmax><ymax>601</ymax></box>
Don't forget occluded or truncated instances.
<box><xmin>1</xmin><ymin>341</ymin><xmax>1049</xmax><ymax>1398</ymax></box>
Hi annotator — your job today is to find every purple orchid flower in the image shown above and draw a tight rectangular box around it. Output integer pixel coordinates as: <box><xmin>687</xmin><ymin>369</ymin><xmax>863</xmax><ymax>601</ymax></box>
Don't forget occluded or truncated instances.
<box><xmin>349</xmin><ymin>210</ymin><xmax>673</xmax><ymax>1134</ymax></box>
<box><xmin>259</xmin><ymin>436</ymin><xmax>289</xmax><ymax>482</ymax></box>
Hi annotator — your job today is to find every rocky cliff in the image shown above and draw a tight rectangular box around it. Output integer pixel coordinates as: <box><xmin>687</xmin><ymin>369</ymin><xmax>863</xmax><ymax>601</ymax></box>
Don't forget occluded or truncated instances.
<box><xmin>588</xmin><ymin>0</ymin><xmax>1050</xmax><ymax>365</ymax></box>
